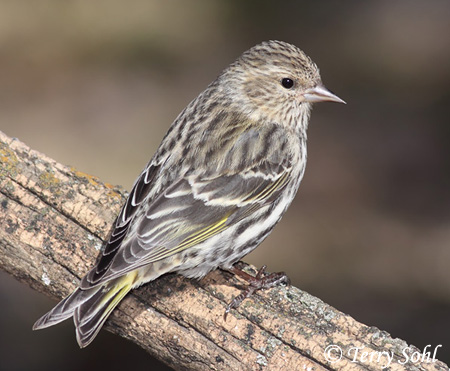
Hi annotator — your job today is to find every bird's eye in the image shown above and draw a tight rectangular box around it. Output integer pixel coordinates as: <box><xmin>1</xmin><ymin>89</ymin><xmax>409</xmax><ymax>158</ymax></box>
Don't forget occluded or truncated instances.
<box><xmin>281</xmin><ymin>78</ymin><xmax>294</xmax><ymax>89</ymax></box>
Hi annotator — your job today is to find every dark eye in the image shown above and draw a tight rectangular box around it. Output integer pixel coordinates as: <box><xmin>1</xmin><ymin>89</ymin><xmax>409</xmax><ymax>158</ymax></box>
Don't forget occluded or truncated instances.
<box><xmin>281</xmin><ymin>78</ymin><xmax>294</xmax><ymax>89</ymax></box>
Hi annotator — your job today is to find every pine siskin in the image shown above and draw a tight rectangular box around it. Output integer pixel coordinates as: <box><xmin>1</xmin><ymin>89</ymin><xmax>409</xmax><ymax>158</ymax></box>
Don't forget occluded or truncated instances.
<box><xmin>33</xmin><ymin>40</ymin><xmax>345</xmax><ymax>347</ymax></box>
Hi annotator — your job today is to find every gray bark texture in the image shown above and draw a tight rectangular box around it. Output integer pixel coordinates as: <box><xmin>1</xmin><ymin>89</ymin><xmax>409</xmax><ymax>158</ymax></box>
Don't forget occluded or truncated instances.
<box><xmin>0</xmin><ymin>131</ymin><xmax>447</xmax><ymax>370</ymax></box>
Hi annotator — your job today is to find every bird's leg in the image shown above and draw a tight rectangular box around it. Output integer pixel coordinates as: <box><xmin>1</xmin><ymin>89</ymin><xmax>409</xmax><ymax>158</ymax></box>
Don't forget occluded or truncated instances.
<box><xmin>224</xmin><ymin>265</ymin><xmax>290</xmax><ymax>320</ymax></box>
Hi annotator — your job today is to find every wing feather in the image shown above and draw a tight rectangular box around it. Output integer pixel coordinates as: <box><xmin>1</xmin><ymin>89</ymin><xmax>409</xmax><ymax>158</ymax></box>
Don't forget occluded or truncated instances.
<box><xmin>82</xmin><ymin>120</ymin><xmax>295</xmax><ymax>288</ymax></box>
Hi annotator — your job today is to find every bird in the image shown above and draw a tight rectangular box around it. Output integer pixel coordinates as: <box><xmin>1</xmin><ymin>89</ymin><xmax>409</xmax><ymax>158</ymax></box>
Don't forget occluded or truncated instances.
<box><xmin>33</xmin><ymin>40</ymin><xmax>345</xmax><ymax>347</ymax></box>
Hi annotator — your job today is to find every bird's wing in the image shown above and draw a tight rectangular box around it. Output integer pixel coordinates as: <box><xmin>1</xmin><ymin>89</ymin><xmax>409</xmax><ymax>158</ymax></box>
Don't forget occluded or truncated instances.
<box><xmin>82</xmin><ymin>123</ymin><xmax>294</xmax><ymax>288</ymax></box>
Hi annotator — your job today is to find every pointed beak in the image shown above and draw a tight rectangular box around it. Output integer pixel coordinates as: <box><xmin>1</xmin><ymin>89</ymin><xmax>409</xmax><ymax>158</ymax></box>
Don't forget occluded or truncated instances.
<box><xmin>303</xmin><ymin>85</ymin><xmax>346</xmax><ymax>104</ymax></box>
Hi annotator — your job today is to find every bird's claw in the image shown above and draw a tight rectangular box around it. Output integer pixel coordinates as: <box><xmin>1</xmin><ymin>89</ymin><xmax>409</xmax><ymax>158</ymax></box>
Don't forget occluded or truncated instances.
<box><xmin>223</xmin><ymin>265</ymin><xmax>290</xmax><ymax>320</ymax></box>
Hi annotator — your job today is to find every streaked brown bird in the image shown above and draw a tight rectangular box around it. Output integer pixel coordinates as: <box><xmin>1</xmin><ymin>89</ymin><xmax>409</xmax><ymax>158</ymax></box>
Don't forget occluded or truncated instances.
<box><xmin>33</xmin><ymin>40</ymin><xmax>345</xmax><ymax>347</ymax></box>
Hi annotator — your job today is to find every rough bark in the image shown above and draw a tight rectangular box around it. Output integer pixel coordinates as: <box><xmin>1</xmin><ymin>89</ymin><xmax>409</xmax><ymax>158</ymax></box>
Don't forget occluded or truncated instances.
<box><xmin>0</xmin><ymin>131</ymin><xmax>447</xmax><ymax>371</ymax></box>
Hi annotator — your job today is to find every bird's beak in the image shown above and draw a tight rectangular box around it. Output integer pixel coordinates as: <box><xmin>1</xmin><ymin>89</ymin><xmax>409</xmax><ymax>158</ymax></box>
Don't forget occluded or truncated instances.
<box><xmin>303</xmin><ymin>85</ymin><xmax>346</xmax><ymax>104</ymax></box>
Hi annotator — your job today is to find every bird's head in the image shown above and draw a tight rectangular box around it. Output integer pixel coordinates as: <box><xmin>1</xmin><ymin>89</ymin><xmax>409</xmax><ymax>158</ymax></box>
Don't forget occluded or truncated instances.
<box><xmin>223</xmin><ymin>40</ymin><xmax>345</xmax><ymax>130</ymax></box>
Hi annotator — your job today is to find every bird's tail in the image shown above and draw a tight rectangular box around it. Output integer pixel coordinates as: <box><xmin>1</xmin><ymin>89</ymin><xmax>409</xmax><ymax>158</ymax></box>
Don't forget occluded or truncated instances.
<box><xmin>33</xmin><ymin>272</ymin><xmax>136</xmax><ymax>348</ymax></box>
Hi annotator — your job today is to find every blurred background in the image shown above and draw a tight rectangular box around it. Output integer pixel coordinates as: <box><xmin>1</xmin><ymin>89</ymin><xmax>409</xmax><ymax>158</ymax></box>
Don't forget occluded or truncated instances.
<box><xmin>1</xmin><ymin>0</ymin><xmax>449</xmax><ymax>369</ymax></box>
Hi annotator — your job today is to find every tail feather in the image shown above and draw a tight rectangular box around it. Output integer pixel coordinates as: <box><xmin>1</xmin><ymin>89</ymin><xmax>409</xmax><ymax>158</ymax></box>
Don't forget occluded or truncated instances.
<box><xmin>33</xmin><ymin>272</ymin><xmax>136</xmax><ymax>348</ymax></box>
<box><xmin>74</xmin><ymin>279</ymin><xmax>134</xmax><ymax>347</ymax></box>
<box><xmin>32</xmin><ymin>287</ymin><xmax>100</xmax><ymax>330</ymax></box>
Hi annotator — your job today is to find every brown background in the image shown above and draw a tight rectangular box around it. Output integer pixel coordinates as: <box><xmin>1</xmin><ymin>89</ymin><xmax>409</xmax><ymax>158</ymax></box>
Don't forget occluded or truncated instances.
<box><xmin>1</xmin><ymin>1</ymin><xmax>449</xmax><ymax>369</ymax></box>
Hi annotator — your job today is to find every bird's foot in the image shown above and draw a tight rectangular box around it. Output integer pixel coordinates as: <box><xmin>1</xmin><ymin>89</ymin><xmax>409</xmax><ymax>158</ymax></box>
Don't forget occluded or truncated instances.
<box><xmin>224</xmin><ymin>265</ymin><xmax>290</xmax><ymax>320</ymax></box>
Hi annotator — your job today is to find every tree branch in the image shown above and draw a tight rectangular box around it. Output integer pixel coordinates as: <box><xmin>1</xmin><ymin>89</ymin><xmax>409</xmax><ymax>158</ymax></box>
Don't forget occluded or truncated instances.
<box><xmin>0</xmin><ymin>131</ymin><xmax>447</xmax><ymax>371</ymax></box>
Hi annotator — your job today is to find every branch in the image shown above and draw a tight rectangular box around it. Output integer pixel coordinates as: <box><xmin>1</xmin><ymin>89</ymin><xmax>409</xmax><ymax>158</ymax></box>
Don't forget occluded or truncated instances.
<box><xmin>0</xmin><ymin>130</ymin><xmax>447</xmax><ymax>371</ymax></box>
